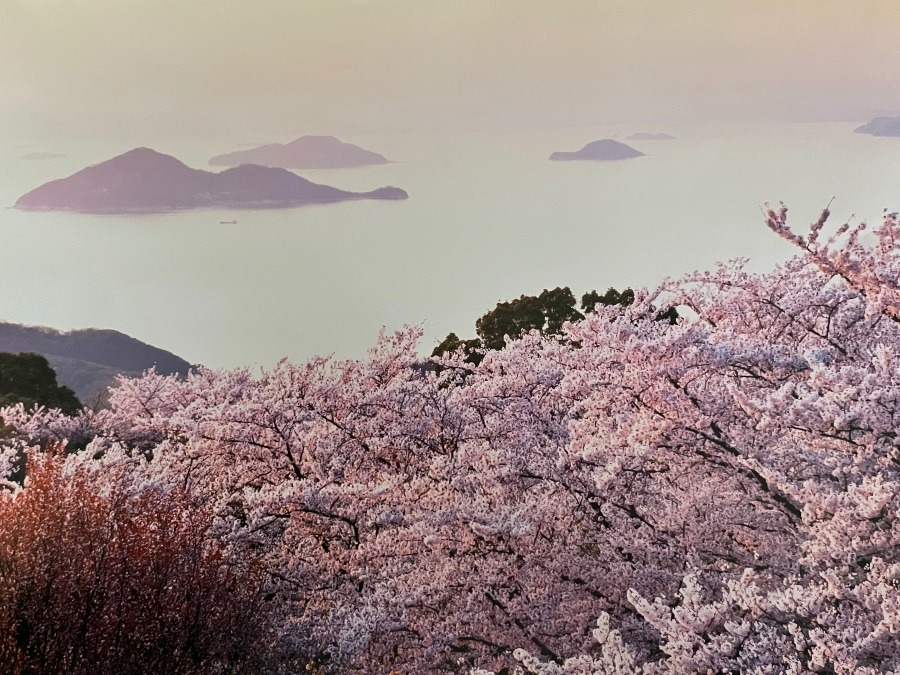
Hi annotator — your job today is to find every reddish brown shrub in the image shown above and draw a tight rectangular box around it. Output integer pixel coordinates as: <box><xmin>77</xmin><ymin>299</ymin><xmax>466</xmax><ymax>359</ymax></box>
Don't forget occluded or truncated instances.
<box><xmin>0</xmin><ymin>451</ymin><xmax>270</xmax><ymax>675</ymax></box>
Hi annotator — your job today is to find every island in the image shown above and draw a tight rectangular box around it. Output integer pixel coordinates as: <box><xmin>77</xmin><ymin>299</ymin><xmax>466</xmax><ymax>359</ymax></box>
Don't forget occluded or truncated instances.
<box><xmin>854</xmin><ymin>116</ymin><xmax>900</xmax><ymax>137</ymax></box>
<box><xmin>626</xmin><ymin>132</ymin><xmax>675</xmax><ymax>141</ymax></box>
<box><xmin>209</xmin><ymin>135</ymin><xmax>392</xmax><ymax>169</ymax></box>
<box><xmin>549</xmin><ymin>139</ymin><xmax>645</xmax><ymax>162</ymax></box>
<box><xmin>14</xmin><ymin>147</ymin><xmax>408</xmax><ymax>214</ymax></box>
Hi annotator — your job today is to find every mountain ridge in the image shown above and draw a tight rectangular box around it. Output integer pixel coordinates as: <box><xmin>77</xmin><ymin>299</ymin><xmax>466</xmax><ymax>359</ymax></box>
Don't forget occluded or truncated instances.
<box><xmin>0</xmin><ymin>321</ymin><xmax>193</xmax><ymax>403</ymax></box>
<box><xmin>209</xmin><ymin>135</ymin><xmax>392</xmax><ymax>169</ymax></box>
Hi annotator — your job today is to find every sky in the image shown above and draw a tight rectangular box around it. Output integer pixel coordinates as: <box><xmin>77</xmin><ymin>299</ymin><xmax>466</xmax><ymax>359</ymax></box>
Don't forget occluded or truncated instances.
<box><xmin>2</xmin><ymin>0</ymin><xmax>900</xmax><ymax>141</ymax></box>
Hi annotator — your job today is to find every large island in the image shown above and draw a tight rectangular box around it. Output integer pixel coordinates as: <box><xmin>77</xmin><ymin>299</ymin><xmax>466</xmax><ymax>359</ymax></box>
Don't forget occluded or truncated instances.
<box><xmin>209</xmin><ymin>135</ymin><xmax>392</xmax><ymax>169</ymax></box>
<box><xmin>14</xmin><ymin>147</ymin><xmax>407</xmax><ymax>214</ymax></box>
<box><xmin>549</xmin><ymin>139</ymin><xmax>645</xmax><ymax>161</ymax></box>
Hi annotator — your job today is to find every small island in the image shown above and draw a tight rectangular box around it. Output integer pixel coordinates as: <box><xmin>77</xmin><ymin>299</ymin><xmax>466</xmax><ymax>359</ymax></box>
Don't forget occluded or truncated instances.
<box><xmin>854</xmin><ymin>116</ymin><xmax>900</xmax><ymax>137</ymax></box>
<box><xmin>210</xmin><ymin>135</ymin><xmax>392</xmax><ymax>169</ymax></box>
<box><xmin>14</xmin><ymin>147</ymin><xmax>408</xmax><ymax>214</ymax></box>
<box><xmin>626</xmin><ymin>132</ymin><xmax>675</xmax><ymax>141</ymax></box>
<box><xmin>549</xmin><ymin>139</ymin><xmax>645</xmax><ymax>162</ymax></box>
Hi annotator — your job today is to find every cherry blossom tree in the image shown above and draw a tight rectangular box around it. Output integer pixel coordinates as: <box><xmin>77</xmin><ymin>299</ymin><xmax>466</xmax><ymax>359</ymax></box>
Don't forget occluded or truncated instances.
<box><xmin>476</xmin><ymin>206</ymin><xmax>900</xmax><ymax>674</ymax></box>
<box><xmin>3</xmin><ymin>206</ymin><xmax>900</xmax><ymax>673</ymax></box>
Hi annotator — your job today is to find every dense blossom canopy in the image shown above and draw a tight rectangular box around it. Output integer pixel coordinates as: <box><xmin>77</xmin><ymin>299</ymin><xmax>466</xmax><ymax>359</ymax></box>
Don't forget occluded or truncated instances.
<box><xmin>3</xmin><ymin>205</ymin><xmax>900</xmax><ymax>673</ymax></box>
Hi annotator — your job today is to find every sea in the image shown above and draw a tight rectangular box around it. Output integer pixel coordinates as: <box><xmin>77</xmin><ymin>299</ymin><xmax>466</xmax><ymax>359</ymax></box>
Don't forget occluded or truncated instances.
<box><xmin>2</xmin><ymin>121</ymin><xmax>899</xmax><ymax>370</ymax></box>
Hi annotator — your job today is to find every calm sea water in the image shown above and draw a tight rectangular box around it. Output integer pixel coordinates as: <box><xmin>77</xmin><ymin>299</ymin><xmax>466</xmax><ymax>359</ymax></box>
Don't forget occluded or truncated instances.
<box><xmin>2</xmin><ymin>122</ymin><xmax>900</xmax><ymax>369</ymax></box>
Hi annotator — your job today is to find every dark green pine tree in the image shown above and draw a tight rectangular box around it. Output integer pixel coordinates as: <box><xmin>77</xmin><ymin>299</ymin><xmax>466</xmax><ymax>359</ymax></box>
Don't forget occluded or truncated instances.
<box><xmin>430</xmin><ymin>333</ymin><xmax>485</xmax><ymax>366</ymax></box>
<box><xmin>580</xmin><ymin>287</ymin><xmax>635</xmax><ymax>313</ymax></box>
<box><xmin>0</xmin><ymin>352</ymin><xmax>82</xmax><ymax>415</ymax></box>
<box><xmin>433</xmin><ymin>285</ymin><xmax>671</xmax><ymax>365</ymax></box>
<box><xmin>475</xmin><ymin>286</ymin><xmax>584</xmax><ymax>350</ymax></box>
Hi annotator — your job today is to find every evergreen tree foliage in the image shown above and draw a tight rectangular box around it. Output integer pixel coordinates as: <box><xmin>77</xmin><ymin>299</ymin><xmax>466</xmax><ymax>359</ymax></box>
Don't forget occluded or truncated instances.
<box><xmin>0</xmin><ymin>353</ymin><xmax>81</xmax><ymax>415</ymax></box>
<box><xmin>434</xmin><ymin>286</ymin><xmax>640</xmax><ymax>362</ymax></box>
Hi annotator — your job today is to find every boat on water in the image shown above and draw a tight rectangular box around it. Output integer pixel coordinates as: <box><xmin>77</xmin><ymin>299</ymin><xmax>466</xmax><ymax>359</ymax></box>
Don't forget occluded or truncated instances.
<box><xmin>219</xmin><ymin>219</ymin><xmax>237</xmax><ymax>224</ymax></box>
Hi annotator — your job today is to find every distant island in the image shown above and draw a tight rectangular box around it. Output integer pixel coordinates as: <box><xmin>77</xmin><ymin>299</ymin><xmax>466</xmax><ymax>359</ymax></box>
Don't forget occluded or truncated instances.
<box><xmin>21</xmin><ymin>152</ymin><xmax>67</xmax><ymax>160</ymax></box>
<box><xmin>14</xmin><ymin>147</ymin><xmax>407</xmax><ymax>214</ymax></box>
<box><xmin>854</xmin><ymin>116</ymin><xmax>900</xmax><ymax>137</ymax></box>
<box><xmin>0</xmin><ymin>321</ymin><xmax>193</xmax><ymax>403</ymax></box>
<box><xmin>209</xmin><ymin>135</ymin><xmax>392</xmax><ymax>169</ymax></box>
<box><xmin>550</xmin><ymin>139</ymin><xmax>645</xmax><ymax>162</ymax></box>
<box><xmin>626</xmin><ymin>132</ymin><xmax>675</xmax><ymax>141</ymax></box>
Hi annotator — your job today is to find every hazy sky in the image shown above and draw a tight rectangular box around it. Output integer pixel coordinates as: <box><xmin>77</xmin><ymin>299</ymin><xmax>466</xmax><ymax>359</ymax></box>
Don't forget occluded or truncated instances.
<box><xmin>2</xmin><ymin>0</ymin><xmax>900</xmax><ymax>141</ymax></box>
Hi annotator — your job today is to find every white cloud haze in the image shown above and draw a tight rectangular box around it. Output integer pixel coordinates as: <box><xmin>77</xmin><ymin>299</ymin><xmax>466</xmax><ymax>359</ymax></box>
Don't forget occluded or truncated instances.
<box><xmin>2</xmin><ymin>0</ymin><xmax>899</xmax><ymax>139</ymax></box>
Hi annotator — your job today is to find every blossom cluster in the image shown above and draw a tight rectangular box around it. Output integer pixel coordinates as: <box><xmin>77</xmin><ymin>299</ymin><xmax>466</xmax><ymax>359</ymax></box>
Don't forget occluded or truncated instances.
<box><xmin>4</xmin><ymin>207</ymin><xmax>900</xmax><ymax>673</ymax></box>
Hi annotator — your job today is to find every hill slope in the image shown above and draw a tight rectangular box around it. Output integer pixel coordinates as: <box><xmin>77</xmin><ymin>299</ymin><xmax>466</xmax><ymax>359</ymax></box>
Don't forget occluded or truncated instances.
<box><xmin>0</xmin><ymin>322</ymin><xmax>193</xmax><ymax>403</ymax></box>
<box><xmin>210</xmin><ymin>135</ymin><xmax>392</xmax><ymax>169</ymax></box>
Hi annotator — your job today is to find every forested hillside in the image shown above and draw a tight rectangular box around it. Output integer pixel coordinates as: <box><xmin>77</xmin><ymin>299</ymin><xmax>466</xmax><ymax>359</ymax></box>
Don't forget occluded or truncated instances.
<box><xmin>0</xmin><ymin>323</ymin><xmax>192</xmax><ymax>402</ymax></box>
